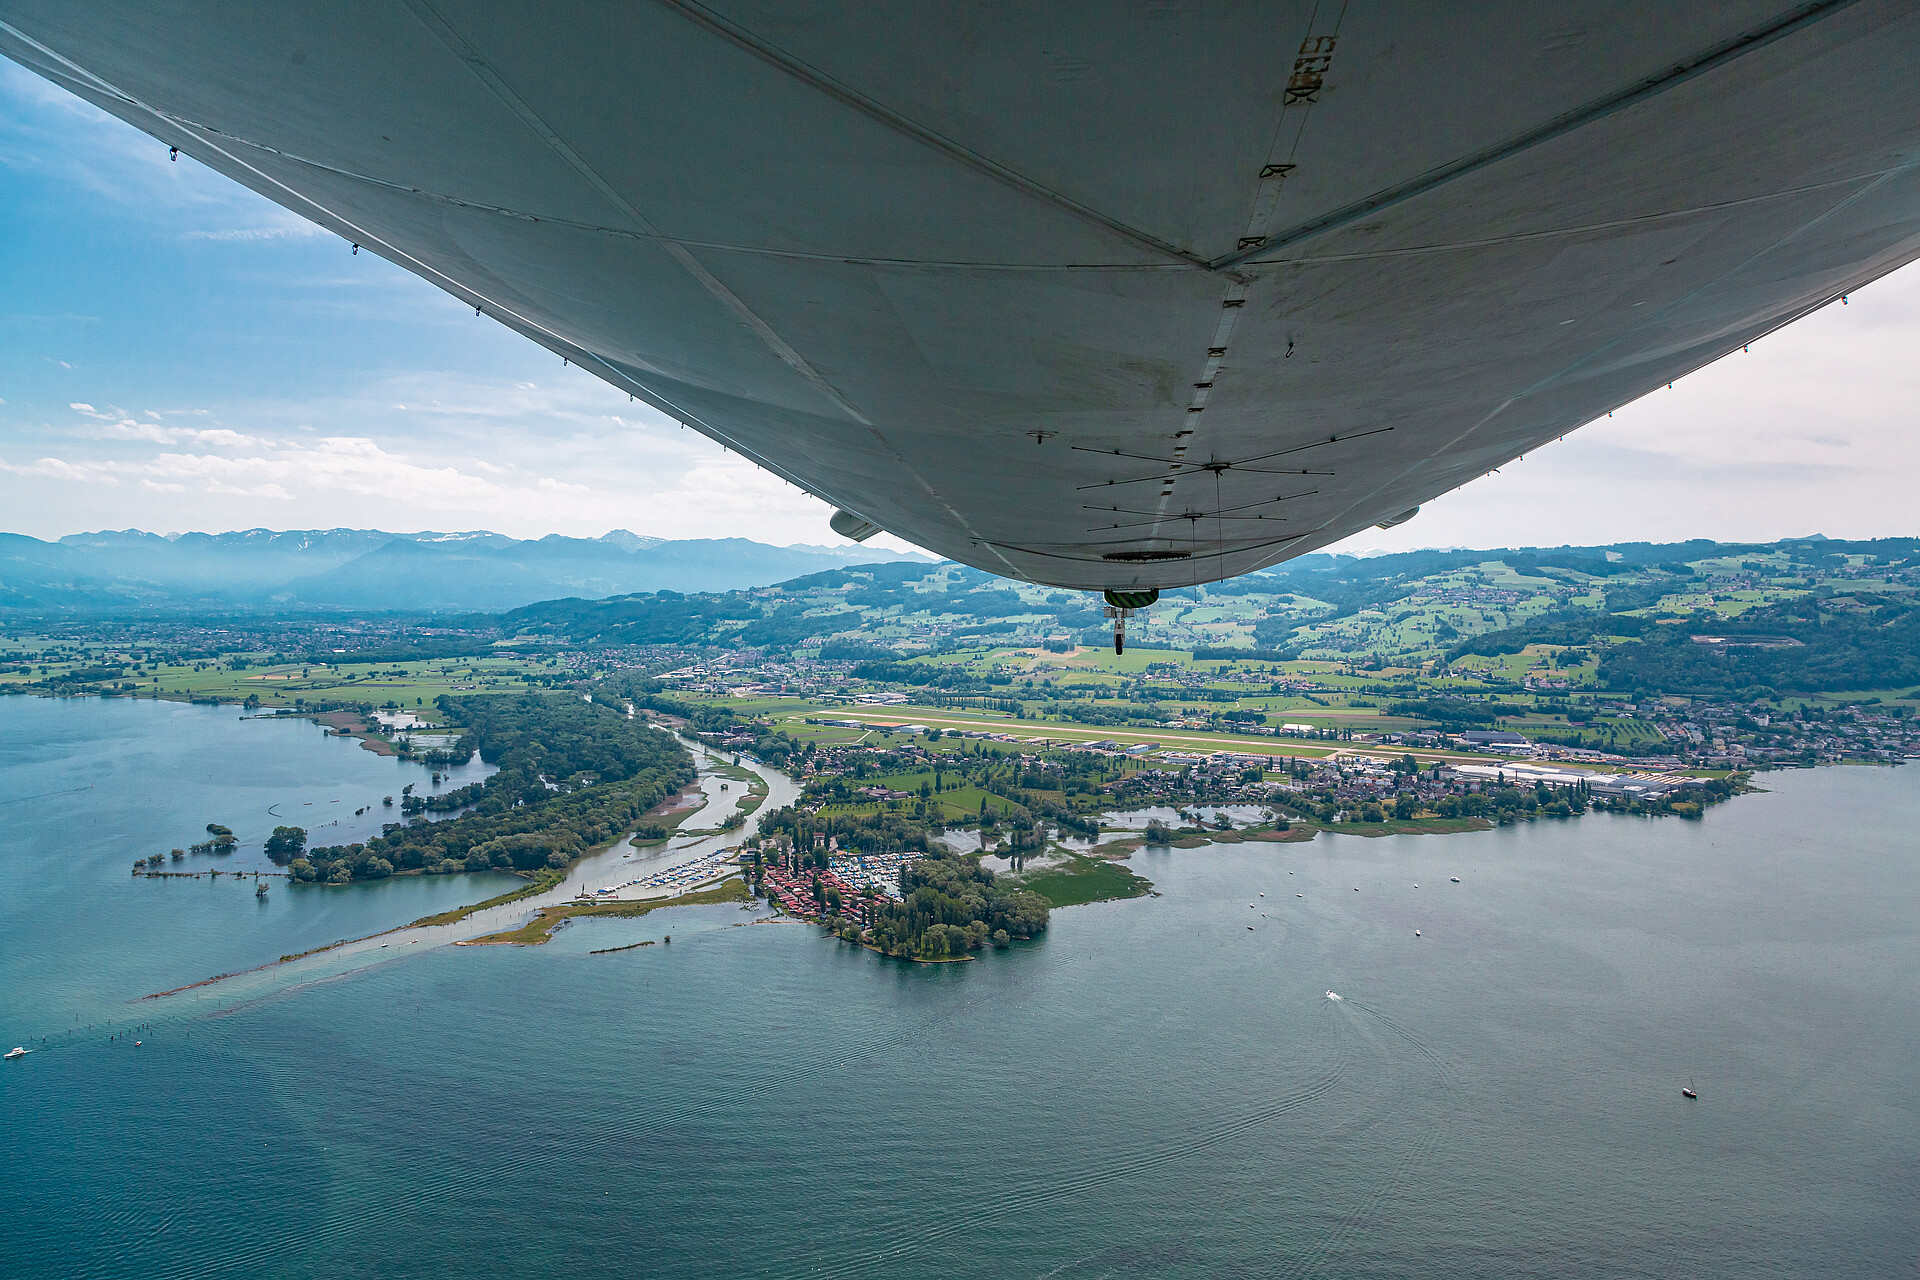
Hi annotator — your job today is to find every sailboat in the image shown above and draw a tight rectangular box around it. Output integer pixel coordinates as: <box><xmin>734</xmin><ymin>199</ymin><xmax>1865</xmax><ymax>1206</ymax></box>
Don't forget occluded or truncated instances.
<box><xmin>1682</xmin><ymin>1077</ymin><xmax>1698</xmax><ymax>1099</ymax></box>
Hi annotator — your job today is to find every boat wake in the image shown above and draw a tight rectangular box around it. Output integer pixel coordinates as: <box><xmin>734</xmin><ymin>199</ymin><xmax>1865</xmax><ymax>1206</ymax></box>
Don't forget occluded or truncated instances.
<box><xmin>1269</xmin><ymin>995</ymin><xmax>1461</xmax><ymax>1279</ymax></box>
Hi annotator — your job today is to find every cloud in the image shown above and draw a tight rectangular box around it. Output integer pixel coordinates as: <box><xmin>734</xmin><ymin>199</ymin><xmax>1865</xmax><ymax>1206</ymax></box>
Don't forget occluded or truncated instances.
<box><xmin>130</xmin><ymin>437</ymin><xmax>502</xmax><ymax>508</ymax></box>
<box><xmin>181</xmin><ymin>225</ymin><xmax>329</xmax><ymax>242</ymax></box>
<box><xmin>2</xmin><ymin>456</ymin><xmax>118</xmax><ymax>484</ymax></box>
<box><xmin>99</xmin><ymin>419</ymin><xmax>175</xmax><ymax>443</ymax></box>
<box><xmin>201</xmin><ymin>477</ymin><xmax>294</xmax><ymax>499</ymax></box>
<box><xmin>93</xmin><ymin>413</ymin><xmax>265</xmax><ymax>449</ymax></box>
<box><xmin>188</xmin><ymin>428</ymin><xmax>263</xmax><ymax>449</ymax></box>
<box><xmin>10</xmin><ymin>433</ymin><xmax>525</xmax><ymax>511</ymax></box>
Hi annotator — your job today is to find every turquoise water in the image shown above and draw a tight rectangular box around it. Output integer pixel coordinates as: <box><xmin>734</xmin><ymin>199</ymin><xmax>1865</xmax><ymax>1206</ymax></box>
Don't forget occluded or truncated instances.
<box><xmin>3</xmin><ymin>698</ymin><xmax>1917</xmax><ymax>1276</ymax></box>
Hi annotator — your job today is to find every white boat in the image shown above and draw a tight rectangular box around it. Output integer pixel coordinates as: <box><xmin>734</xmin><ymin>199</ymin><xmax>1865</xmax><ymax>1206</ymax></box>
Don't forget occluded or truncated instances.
<box><xmin>4</xmin><ymin>1047</ymin><xmax>26</xmax><ymax>1060</ymax></box>
<box><xmin>1325</xmin><ymin>991</ymin><xmax>1342</xmax><ymax>1002</ymax></box>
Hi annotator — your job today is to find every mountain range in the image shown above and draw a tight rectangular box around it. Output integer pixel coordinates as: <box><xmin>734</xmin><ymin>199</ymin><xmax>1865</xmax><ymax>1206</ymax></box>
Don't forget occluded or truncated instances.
<box><xmin>0</xmin><ymin>528</ymin><xmax>932</xmax><ymax>612</ymax></box>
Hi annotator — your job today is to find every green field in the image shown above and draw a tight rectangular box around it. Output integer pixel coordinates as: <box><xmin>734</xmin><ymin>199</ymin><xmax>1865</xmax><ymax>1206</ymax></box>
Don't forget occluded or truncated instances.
<box><xmin>1016</xmin><ymin>854</ymin><xmax>1154</xmax><ymax>907</ymax></box>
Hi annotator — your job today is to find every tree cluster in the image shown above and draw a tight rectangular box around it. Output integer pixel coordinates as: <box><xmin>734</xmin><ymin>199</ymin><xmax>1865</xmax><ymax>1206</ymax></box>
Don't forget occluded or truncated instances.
<box><xmin>759</xmin><ymin>806</ymin><xmax>936</xmax><ymax>859</ymax></box>
<box><xmin>189</xmin><ymin>823</ymin><xmax>237</xmax><ymax>857</ymax></box>
<box><xmin>866</xmin><ymin>853</ymin><xmax>1049</xmax><ymax>959</ymax></box>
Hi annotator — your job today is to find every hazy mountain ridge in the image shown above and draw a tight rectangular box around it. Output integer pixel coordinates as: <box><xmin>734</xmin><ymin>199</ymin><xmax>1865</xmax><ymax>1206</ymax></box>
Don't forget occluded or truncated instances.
<box><xmin>0</xmin><ymin>528</ymin><xmax>932</xmax><ymax>611</ymax></box>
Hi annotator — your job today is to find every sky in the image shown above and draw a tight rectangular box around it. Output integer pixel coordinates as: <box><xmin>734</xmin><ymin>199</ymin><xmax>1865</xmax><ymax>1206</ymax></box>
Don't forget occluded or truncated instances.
<box><xmin>2</xmin><ymin>58</ymin><xmax>1917</xmax><ymax>560</ymax></box>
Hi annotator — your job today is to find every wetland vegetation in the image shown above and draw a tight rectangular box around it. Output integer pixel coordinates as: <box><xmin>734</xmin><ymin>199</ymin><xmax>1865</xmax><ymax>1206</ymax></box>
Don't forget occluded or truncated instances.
<box><xmin>290</xmin><ymin>693</ymin><xmax>693</xmax><ymax>884</ymax></box>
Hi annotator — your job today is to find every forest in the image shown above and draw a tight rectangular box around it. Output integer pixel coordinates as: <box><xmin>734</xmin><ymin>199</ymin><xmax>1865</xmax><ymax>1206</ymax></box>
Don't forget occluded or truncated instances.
<box><xmin>289</xmin><ymin>692</ymin><xmax>694</xmax><ymax>884</ymax></box>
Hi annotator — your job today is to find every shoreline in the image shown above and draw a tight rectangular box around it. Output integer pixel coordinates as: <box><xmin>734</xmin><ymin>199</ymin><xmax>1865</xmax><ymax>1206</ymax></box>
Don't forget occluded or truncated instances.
<box><xmin>112</xmin><ymin>708</ymin><xmax>1756</xmax><ymax>1001</ymax></box>
<box><xmin>128</xmin><ymin>790</ymin><xmax>1723</xmax><ymax>1003</ymax></box>
<box><xmin>462</xmin><ymin>877</ymin><xmax>751</xmax><ymax>946</ymax></box>
<box><xmin>127</xmin><ymin>737</ymin><xmax>783</xmax><ymax>999</ymax></box>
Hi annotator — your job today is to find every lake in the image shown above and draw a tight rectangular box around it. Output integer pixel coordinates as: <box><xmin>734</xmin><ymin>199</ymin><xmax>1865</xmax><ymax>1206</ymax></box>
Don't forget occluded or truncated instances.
<box><xmin>0</xmin><ymin>695</ymin><xmax>507</xmax><ymax>1029</ymax></box>
<box><xmin>2</xmin><ymin>695</ymin><xmax>1915</xmax><ymax>1277</ymax></box>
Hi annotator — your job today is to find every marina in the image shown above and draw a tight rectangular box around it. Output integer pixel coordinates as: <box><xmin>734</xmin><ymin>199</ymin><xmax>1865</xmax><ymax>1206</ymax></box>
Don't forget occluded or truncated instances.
<box><xmin>584</xmin><ymin>843</ymin><xmax>744</xmax><ymax>901</ymax></box>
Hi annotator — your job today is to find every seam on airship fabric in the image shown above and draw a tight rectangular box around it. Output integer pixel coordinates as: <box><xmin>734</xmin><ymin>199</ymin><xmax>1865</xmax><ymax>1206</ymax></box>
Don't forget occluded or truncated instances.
<box><xmin>400</xmin><ymin>0</ymin><xmax>873</xmax><ymax>429</ymax></box>
<box><xmin>1213</xmin><ymin>0</ymin><xmax>1874</xmax><ymax>272</ymax></box>
<box><xmin>22</xmin><ymin>38</ymin><xmax>1876</xmax><ymax>285</ymax></box>
<box><xmin>1251</xmin><ymin>174</ymin><xmax>1895</xmax><ymax>269</ymax></box>
<box><xmin>649</xmin><ymin>0</ymin><xmax>1217</xmax><ymax>275</ymax></box>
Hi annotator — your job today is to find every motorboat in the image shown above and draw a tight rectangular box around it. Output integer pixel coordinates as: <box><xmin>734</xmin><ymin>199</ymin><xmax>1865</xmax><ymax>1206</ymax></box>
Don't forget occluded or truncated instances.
<box><xmin>4</xmin><ymin>1047</ymin><xmax>26</xmax><ymax>1060</ymax></box>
